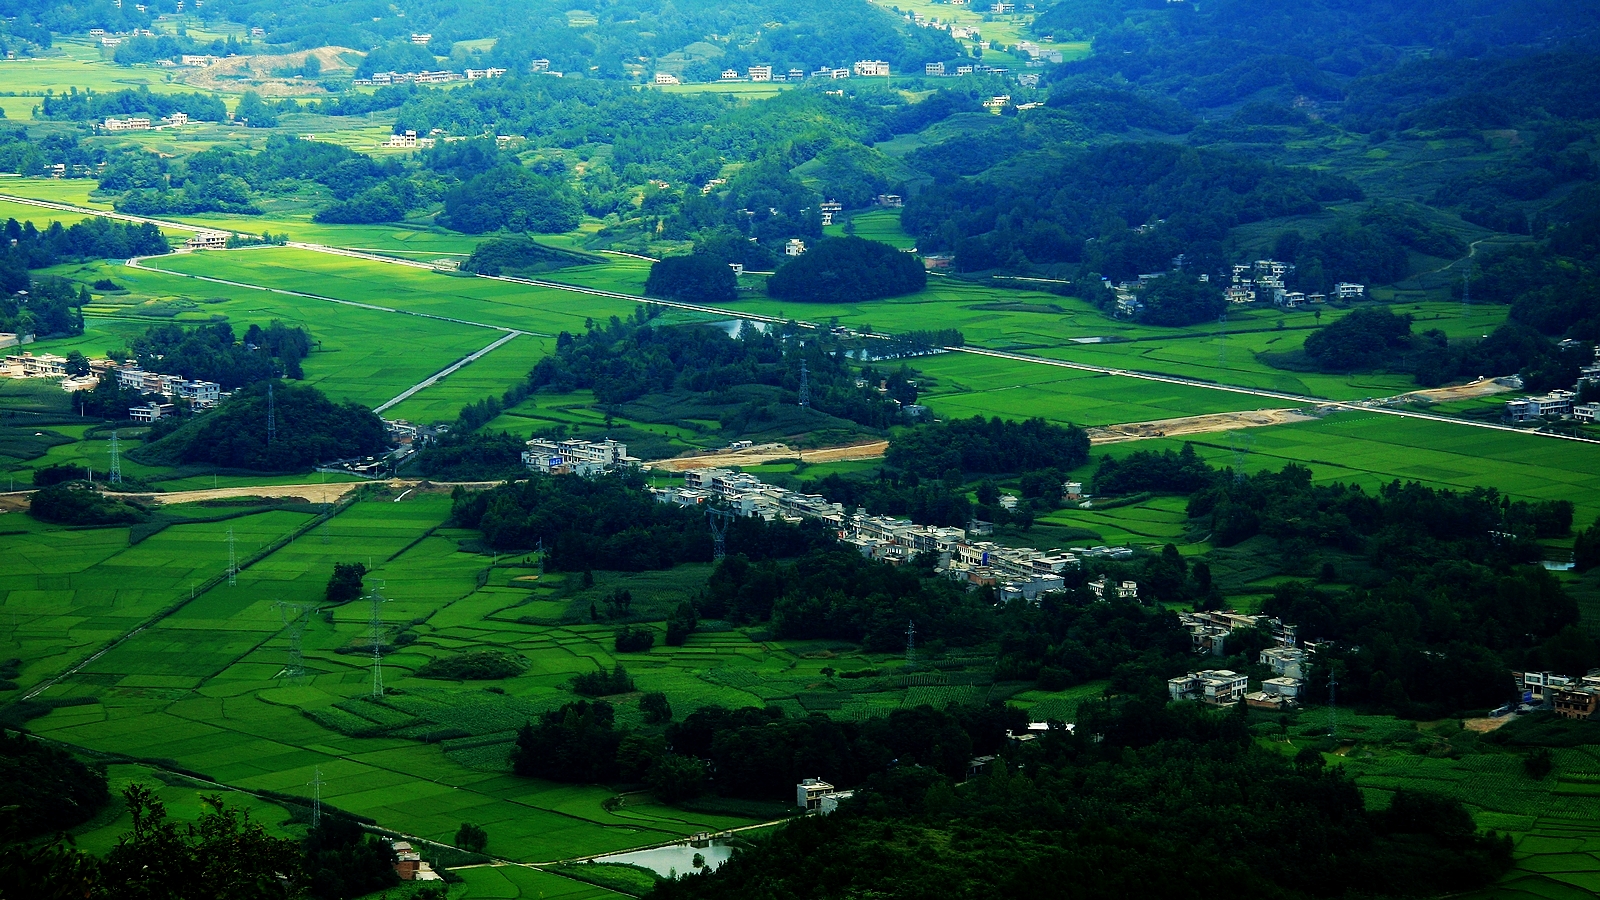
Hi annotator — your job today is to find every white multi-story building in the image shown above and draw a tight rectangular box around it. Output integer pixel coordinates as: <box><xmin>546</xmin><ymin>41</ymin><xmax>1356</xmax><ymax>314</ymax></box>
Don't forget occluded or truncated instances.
<box><xmin>653</xmin><ymin>72</ymin><xmax>681</xmax><ymax>85</ymax></box>
<box><xmin>853</xmin><ymin>60</ymin><xmax>890</xmax><ymax>77</ymax></box>
<box><xmin>748</xmin><ymin>65</ymin><xmax>772</xmax><ymax>82</ymax></box>
<box><xmin>1334</xmin><ymin>281</ymin><xmax>1365</xmax><ymax>299</ymax></box>
<box><xmin>1168</xmin><ymin>669</ymin><xmax>1250</xmax><ymax>705</ymax></box>
<box><xmin>521</xmin><ymin>438</ymin><xmax>637</xmax><ymax>475</ymax></box>
<box><xmin>925</xmin><ymin>61</ymin><xmax>945</xmax><ymax>76</ymax></box>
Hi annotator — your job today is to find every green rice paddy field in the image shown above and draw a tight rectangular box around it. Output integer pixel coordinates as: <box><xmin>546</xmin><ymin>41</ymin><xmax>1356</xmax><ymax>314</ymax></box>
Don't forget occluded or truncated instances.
<box><xmin>5</xmin><ymin>490</ymin><xmax>1014</xmax><ymax>864</ymax></box>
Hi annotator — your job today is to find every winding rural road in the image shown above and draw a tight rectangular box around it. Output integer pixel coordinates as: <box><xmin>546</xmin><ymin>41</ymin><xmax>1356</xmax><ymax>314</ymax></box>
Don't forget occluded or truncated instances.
<box><xmin>5</xmin><ymin>193</ymin><xmax>1595</xmax><ymax>445</ymax></box>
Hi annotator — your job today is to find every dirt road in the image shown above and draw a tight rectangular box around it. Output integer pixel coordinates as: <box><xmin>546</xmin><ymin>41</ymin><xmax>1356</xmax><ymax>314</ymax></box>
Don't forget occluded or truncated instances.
<box><xmin>651</xmin><ymin>440</ymin><xmax>891</xmax><ymax>472</ymax></box>
<box><xmin>1088</xmin><ymin>408</ymin><xmax>1318</xmax><ymax>445</ymax></box>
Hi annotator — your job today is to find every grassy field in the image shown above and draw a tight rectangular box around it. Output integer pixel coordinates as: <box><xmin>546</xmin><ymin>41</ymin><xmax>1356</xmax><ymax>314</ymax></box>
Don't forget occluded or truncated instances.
<box><xmin>1267</xmin><ymin>710</ymin><xmax>1600</xmax><ymax>900</ymax></box>
<box><xmin>0</xmin><ymin>43</ymin><xmax>202</xmax><ymax>120</ymax></box>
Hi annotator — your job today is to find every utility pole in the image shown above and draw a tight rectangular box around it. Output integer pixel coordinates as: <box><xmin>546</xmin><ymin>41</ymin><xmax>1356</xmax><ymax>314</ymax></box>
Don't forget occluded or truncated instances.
<box><xmin>108</xmin><ymin>430</ymin><xmax>122</xmax><ymax>485</ymax></box>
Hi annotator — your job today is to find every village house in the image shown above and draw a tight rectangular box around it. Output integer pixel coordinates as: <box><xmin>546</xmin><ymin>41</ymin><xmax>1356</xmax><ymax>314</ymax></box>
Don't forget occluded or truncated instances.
<box><xmin>184</xmin><ymin>231</ymin><xmax>229</xmax><ymax>251</ymax></box>
<box><xmin>521</xmin><ymin>438</ymin><xmax>637</xmax><ymax>476</ymax></box>
<box><xmin>129</xmin><ymin>401</ymin><xmax>177</xmax><ymax>422</ymax></box>
<box><xmin>1505</xmin><ymin>390</ymin><xmax>1575</xmax><ymax>422</ymax></box>
<box><xmin>854</xmin><ymin>60</ymin><xmax>891</xmax><ymax>77</ymax></box>
<box><xmin>749</xmin><ymin>65</ymin><xmax>772</xmax><ymax>81</ymax></box>
<box><xmin>797</xmin><ymin>778</ymin><xmax>853</xmax><ymax>813</ymax></box>
<box><xmin>925</xmin><ymin>61</ymin><xmax>945</xmax><ymax>76</ymax></box>
<box><xmin>1168</xmin><ymin>669</ymin><xmax>1250</xmax><ymax>705</ymax></box>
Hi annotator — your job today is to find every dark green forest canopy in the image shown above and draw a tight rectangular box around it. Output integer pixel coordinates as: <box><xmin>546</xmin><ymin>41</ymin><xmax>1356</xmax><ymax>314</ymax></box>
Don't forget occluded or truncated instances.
<box><xmin>530</xmin><ymin>312</ymin><xmax>912</xmax><ymax>428</ymax></box>
<box><xmin>765</xmin><ymin>236</ymin><xmax>927</xmax><ymax>303</ymax></box>
<box><xmin>135</xmin><ymin>382</ymin><xmax>388</xmax><ymax>471</ymax></box>
<box><xmin>202</xmin><ymin>0</ymin><xmax>962</xmax><ymax>77</ymax></box>
<box><xmin>651</xmin><ymin>699</ymin><xmax>1513</xmax><ymax>900</ymax></box>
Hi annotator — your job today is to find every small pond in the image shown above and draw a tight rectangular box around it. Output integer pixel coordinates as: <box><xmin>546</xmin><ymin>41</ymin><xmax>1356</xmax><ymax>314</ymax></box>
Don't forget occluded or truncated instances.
<box><xmin>593</xmin><ymin>838</ymin><xmax>736</xmax><ymax>877</ymax></box>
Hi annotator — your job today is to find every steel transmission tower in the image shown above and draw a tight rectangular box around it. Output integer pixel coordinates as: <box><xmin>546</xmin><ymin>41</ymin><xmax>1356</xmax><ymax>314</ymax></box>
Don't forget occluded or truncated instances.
<box><xmin>108</xmin><ymin>430</ymin><xmax>122</xmax><ymax>485</ymax></box>
<box><xmin>707</xmin><ymin>508</ymin><xmax>733</xmax><ymax>562</ymax></box>
<box><xmin>308</xmin><ymin>767</ymin><xmax>324</xmax><ymax>827</ymax></box>
<box><xmin>905</xmin><ymin>620</ymin><xmax>916</xmax><ymax>669</ymax></box>
<box><xmin>266</xmin><ymin>382</ymin><xmax>277</xmax><ymax>445</ymax></box>
<box><xmin>797</xmin><ymin>359</ymin><xmax>811</xmax><ymax>409</ymax></box>
<box><xmin>368</xmin><ymin>585</ymin><xmax>390</xmax><ymax>697</ymax></box>
<box><xmin>1328</xmin><ymin>675</ymin><xmax>1339</xmax><ymax>740</ymax></box>
<box><xmin>276</xmin><ymin>602</ymin><xmax>309</xmax><ymax>680</ymax></box>
<box><xmin>226</xmin><ymin>526</ymin><xmax>238</xmax><ymax>586</ymax></box>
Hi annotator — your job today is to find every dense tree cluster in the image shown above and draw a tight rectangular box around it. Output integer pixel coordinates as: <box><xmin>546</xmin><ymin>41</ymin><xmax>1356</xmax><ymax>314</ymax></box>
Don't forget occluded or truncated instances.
<box><xmin>127</xmin><ymin>320</ymin><xmax>312</xmax><ymax>388</ymax></box>
<box><xmin>0</xmin><ymin>732</ymin><xmax>109</xmax><ymax>840</ymax></box>
<box><xmin>449</xmin><ymin>469</ymin><xmax>714</xmax><ymax>567</ymax></box>
<box><xmin>902</xmin><ymin>143</ymin><xmax>1361</xmax><ymax>278</ymax></box>
<box><xmin>645</xmin><ymin>251</ymin><xmax>739</xmax><ymax>305</ymax></box>
<box><xmin>703</xmin><ymin>547</ymin><xmax>991</xmax><ymax>650</ymax></box>
<box><xmin>1133</xmin><ymin>273</ymin><xmax>1226</xmax><ymax>327</ymax></box>
<box><xmin>40</xmin><ymin>87</ymin><xmax>227</xmax><ymax>124</ymax></box>
<box><xmin>1</xmin><ymin>779</ymin><xmax>414</xmax><ymax>900</ymax></box>
<box><xmin>654</xmin><ymin>699</ymin><xmax>1511</xmax><ymax>900</ymax></box>
<box><xmin>28</xmin><ymin>483</ymin><xmax>149</xmax><ymax>526</ymax></box>
<box><xmin>137</xmin><ymin>382</ymin><xmax>388</xmax><ymax>471</ymax></box>
<box><xmin>528</xmin><ymin>311</ymin><xmax>913</xmax><ymax>429</ymax></box>
<box><xmin>765</xmin><ymin>237</ymin><xmax>927</xmax><ymax>304</ymax></box>
<box><xmin>885</xmin><ymin>415</ymin><xmax>1090</xmax><ymax>477</ymax></box>
<box><xmin>513</xmin><ymin>698</ymin><xmax>1020</xmax><ymax>801</ymax></box>
<box><xmin>458</xmin><ymin>234</ymin><xmax>600</xmax><ymax>276</ymax></box>
<box><xmin>439</xmin><ymin>166</ymin><xmax>582</xmax><ymax>234</ymax></box>
<box><xmin>204</xmin><ymin>0</ymin><xmax>961</xmax><ymax>82</ymax></box>
<box><xmin>0</xmin><ymin>216</ymin><xmax>167</xmax><ymax>337</ymax></box>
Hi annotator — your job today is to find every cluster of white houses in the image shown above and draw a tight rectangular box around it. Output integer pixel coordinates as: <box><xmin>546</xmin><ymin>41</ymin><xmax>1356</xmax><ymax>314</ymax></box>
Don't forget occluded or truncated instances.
<box><xmin>646</xmin><ymin>464</ymin><xmax>1134</xmax><ymax>603</ymax></box>
<box><xmin>2</xmin><ymin>350</ymin><xmax>221</xmax><ymax>421</ymax></box>
<box><xmin>1225</xmin><ymin>259</ymin><xmax>1365</xmax><ymax>308</ymax></box>
<box><xmin>101</xmin><ymin>111</ymin><xmax>192</xmax><ymax>131</ymax></box>
<box><xmin>1168</xmin><ymin>613</ymin><xmax>1306</xmax><ymax>709</ymax></box>
<box><xmin>520</xmin><ymin>438</ymin><xmax>640</xmax><ymax>477</ymax></box>
<box><xmin>353</xmin><ymin>67</ymin><xmax>507</xmax><ymax>87</ymax></box>
<box><xmin>1503</xmin><ymin>346</ymin><xmax>1600</xmax><ymax>424</ymax></box>
<box><xmin>1517</xmin><ymin>670</ymin><xmax>1600</xmax><ymax>720</ymax></box>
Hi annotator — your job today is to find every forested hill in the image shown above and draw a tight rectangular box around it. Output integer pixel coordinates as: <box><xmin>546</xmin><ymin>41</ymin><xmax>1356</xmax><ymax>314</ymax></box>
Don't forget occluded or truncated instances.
<box><xmin>201</xmin><ymin>0</ymin><xmax>961</xmax><ymax>77</ymax></box>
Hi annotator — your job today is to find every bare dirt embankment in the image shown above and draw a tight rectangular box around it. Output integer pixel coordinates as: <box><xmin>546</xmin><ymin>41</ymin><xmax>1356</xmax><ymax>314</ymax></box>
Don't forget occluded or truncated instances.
<box><xmin>1391</xmin><ymin>378</ymin><xmax>1513</xmax><ymax>405</ymax></box>
<box><xmin>1088</xmin><ymin>408</ymin><xmax>1318</xmax><ymax>445</ymax></box>
<box><xmin>651</xmin><ymin>440</ymin><xmax>890</xmax><ymax>472</ymax></box>
<box><xmin>180</xmin><ymin>46</ymin><xmax>360</xmax><ymax>96</ymax></box>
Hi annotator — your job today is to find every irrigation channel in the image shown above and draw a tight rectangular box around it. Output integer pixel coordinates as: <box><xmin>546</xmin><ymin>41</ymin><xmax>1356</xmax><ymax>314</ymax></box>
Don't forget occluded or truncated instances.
<box><xmin>2</xmin><ymin>193</ymin><xmax>1595</xmax><ymax>446</ymax></box>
